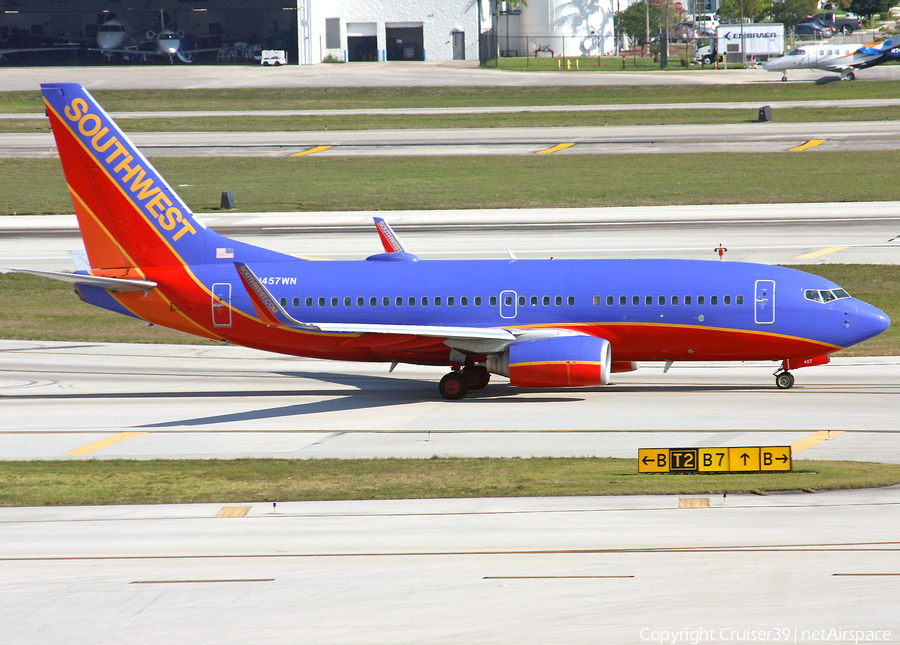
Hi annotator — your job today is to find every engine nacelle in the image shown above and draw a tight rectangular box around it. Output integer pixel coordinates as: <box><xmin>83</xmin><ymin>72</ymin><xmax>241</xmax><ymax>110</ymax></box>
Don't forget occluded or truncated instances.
<box><xmin>611</xmin><ymin>361</ymin><xmax>639</xmax><ymax>373</ymax></box>
<box><xmin>487</xmin><ymin>336</ymin><xmax>611</xmax><ymax>388</ymax></box>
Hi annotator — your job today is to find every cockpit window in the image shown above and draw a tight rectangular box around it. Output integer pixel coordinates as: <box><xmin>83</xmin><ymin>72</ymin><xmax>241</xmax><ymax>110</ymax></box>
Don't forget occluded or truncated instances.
<box><xmin>789</xmin><ymin>48</ymin><xmax>806</xmax><ymax>55</ymax></box>
<box><xmin>805</xmin><ymin>288</ymin><xmax>851</xmax><ymax>303</ymax></box>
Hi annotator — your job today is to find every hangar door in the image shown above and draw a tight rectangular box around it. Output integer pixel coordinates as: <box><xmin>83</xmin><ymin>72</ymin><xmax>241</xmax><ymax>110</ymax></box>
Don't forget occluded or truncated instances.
<box><xmin>347</xmin><ymin>22</ymin><xmax>377</xmax><ymax>62</ymax></box>
<box><xmin>386</xmin><ymin>23</ymin><xmax>424</xmax><ymax>61</ymax></box>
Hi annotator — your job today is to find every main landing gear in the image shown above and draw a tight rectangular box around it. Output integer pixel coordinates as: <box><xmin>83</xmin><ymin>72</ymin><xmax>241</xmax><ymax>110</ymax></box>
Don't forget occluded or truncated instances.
<box><xmin>438</xmin><ymin>365</ymin><xmax>491</xmax><ymax>400</ymax></box>
<box><xmin>840</xmin><ymin>70</ymin><xmax>856</xmax><ymax>82</ymax></box>
<box><xmin>774</xmin><ymin>369</ymin><xmax>795</xmax><ymax>390</ymax></box>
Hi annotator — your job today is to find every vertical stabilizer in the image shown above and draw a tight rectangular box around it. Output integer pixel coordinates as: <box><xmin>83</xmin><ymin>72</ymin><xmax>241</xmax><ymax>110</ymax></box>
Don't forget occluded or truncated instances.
<box><xmin>41</xmin><ymin>83</ymin><xmax>208</xmax><ymax>270</ymax></box>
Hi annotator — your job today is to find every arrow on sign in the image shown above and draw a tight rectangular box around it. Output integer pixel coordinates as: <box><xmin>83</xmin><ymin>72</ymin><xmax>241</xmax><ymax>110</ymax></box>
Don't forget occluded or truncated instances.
<box><xmin>642</xmin><ymin>456</ymin><xmax>654</xmax><ymax>465</ymax></box>
<box><xmin>776</xmin><ymin>454</ymin><xmax>789</xmax><ymax>463</ymax></box>
<box><xmin>740</xmin><ymin>453</ymin><xmax>750</xmax><ymax>465</ymax></box>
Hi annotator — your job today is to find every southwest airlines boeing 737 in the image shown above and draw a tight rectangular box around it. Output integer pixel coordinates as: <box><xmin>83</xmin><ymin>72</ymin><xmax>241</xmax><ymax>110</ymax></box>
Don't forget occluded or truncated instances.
<box><xmin>14</xmin><ymin>83</ymin><xmax>890</xmax><ymax>399</ymax></box>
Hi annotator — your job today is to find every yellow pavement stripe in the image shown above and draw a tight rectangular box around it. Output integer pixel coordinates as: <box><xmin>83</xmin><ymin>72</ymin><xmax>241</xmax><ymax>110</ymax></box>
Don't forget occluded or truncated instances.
<box><xmin>216</xmin><ymin>506</ymin><xmax>252</xmax><ymax>518</ymax></box>
<box><xmin>793</xmin><ymin>246</ymin><xmax>848</xmax><ymax>260</ymax></box>
<box><xmin>791</xmin><ymin>430</ymin><xmax>845</xmax><ymax>454</ymax></box>
<box><xmin>289</xmin><ymin>145</ymin><xmax>333</xmax><ymax>157</ymax></box>
<box><xmin>536</xmin><ymin>142</ymin><xmax>575</xmax><ymax>154</ymax></box>
<box><xmin>64</xmin><ymin>431</ymin><xmax>147</xmax><ymax>456</ymax></box>
<box><xmin>788</xmin><ymin>139</ymin><xmax>825</xmax><ymax>152</ymax></box>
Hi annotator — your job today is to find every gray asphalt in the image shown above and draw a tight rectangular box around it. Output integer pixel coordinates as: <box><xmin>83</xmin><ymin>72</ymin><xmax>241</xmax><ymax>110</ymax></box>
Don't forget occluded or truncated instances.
<box><xmin>1</xmin><ymin>488</ymin><xmax>898</xmax><ymax>643</ymax></box>
<box><xmin>4</xmin><ymin>120</ymin><xmax>899</xmax><ymax>157</ymax></box>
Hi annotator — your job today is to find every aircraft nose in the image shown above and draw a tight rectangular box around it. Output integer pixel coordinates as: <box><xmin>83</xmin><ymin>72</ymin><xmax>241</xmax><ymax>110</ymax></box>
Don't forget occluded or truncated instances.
<box><xmin>854</xmin><ymin>301</ymin><xmax>891</xmax><ymax>344</ymax></box>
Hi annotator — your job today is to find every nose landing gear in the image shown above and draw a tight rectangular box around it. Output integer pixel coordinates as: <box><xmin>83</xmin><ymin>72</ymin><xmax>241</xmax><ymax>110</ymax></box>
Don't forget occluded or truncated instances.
<box><xmin>774</xmin><ymin>370</ymin><xmax>795</xmax><ymax>389</ymax></box>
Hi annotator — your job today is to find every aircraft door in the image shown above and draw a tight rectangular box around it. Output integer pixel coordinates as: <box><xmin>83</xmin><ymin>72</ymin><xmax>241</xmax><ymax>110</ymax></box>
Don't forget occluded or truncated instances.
<box><xmin>754</xmin><ymin>280</ymin><xmax>775</xmax><ymax>325</ymax></box>
<box><xmin>212</xmin><ymin>282</ymin><xmax>232</xmax><ymax>328</ymax></box>
<box><xmin>499</xmin><ymin>290</ymin><xmax>517</xmax><ymax>319</ymax></box>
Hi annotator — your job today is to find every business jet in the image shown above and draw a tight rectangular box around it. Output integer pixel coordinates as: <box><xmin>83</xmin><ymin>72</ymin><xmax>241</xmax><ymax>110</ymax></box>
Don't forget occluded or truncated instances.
<box><xmin>92</xmin><ymin>10</ymin><xmax>215</xmax><ymax>63</ymax></box>
<box><xmin>763</xmin><ymin>35</ymin><xmax>900</xmax><ymax>80</ymax></box>
<box><xmin>13</xmin><ymin>83</ymin><xmax>890</xmax><ymax>399</ymax></box>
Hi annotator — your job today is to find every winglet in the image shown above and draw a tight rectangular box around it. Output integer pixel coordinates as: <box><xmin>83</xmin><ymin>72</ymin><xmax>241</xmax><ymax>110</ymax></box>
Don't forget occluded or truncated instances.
<box><xmin>373</xmin><ymin>217</ymin><xmax>409</xmax><ymax>253</ymax></box>
<box><xmin>233</xmin><ymin>261</ymin><xmax>318</xmax><ymax>330</ymax></box>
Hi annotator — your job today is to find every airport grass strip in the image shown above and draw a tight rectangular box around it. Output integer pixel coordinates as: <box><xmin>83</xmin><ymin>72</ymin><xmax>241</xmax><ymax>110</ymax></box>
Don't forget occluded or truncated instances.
<box><xmin>3</xmin><ymin>152</ymin><xmax>900</xmax><ymax>216</ymax></box>
<box><xmin>0</xmin><ymin>267</ymin><xmax>897</xmax><ymax>356</ymax></box>
<box><xmin>3</xmin><ymin>106</ymin><xmax>900</xmax><ymax>133</ymax></box>
<box><xmin>4</xmin><ymin>83</ymin><xmax>900</xmax><ymax>113</ymax></box>
<box><xmin>1</xmin><ymin>458</ymin><xmax>899</xmax><ymax>507</ymax></box>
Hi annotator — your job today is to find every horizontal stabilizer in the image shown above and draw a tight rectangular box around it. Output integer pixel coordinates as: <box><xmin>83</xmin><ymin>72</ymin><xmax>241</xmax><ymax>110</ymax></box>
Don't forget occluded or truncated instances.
<box><xmin>8</xmin><ymin>268</ymin><xmax>157</xmax><ymax>292</ymax></box>
<box><xmin>234</xmin><ymin>261</ymin><xmax>517</xmax><ymax>342</ymax></box>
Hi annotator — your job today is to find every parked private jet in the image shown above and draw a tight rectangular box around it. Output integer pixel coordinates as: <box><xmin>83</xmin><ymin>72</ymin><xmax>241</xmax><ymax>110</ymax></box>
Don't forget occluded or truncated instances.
<box><xmin>763</xmin><ymin>36</ymin><xmax>900</xmax><ymax>80</ymax></box>
<box><xmin>13</xmin><ymin>83</ymin><xmax>890</xmax><ymax>399</ymax></box>
<box><xmin>91</xmin><ymin>10</ymin><xmax>216</xmax><ymax>63</ymax></box>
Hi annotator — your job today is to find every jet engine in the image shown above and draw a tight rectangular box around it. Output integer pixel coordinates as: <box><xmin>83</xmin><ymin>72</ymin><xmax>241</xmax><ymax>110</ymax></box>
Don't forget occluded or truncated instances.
<box><xmin>486</xmin><ymin>336</ymin><xmax>611</xmax><ymax>388</ymax></box>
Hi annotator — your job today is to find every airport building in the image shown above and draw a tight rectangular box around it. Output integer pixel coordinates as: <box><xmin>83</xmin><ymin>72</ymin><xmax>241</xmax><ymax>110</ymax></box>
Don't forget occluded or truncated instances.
<box><xmin>0</xmin><ymin>0</ymin><xmax>630</xmax><ymax>66</ymax></box>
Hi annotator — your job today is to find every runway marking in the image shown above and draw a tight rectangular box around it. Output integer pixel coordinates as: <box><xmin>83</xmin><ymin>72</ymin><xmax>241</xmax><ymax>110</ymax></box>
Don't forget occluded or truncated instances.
<box><xmin>793</xmin><ymin>246</ymin><xmax>848</xmax><ymax>260</ymax></box>
<box><xmin>833</xmin><ymin>573</ymin><xmax>900</xmax><ymax>577</ymax></box>
<box><xmin>791</xmin><ymin>430</ymin><xmax>845</xmax><ymax>454</ymax></box>
<box><xmin>788</xmin><ymin>139</ymin><xmax>825</xmax><ymax>152</ymax></box>
<box><xmin>63</xmin><ymin>431</ymin><xmax>147</xmax><ymax>456</ymax></box>
<box><xmin>216</xmin><ymin>506</ymin><xmax>252</xmax><ymax>518</ymax></box>
<box><xmin>289</xmin><ymin>145</ymin><xmax>332</xmax><ymax>157</ymax></box>
<box><xmin>536</xmin><ymin>142</ymin><xmax>575</xmax><ymax>154</ymax></box>
<box><xmin>132</xmin><ymin>579</ymin><xmax>274</xmax><ymax>584</ymax></box>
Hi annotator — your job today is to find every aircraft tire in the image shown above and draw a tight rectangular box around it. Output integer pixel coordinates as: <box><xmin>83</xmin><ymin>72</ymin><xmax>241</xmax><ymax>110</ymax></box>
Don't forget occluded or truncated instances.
<box><xmin>439</xmin><ymin>372</ymin><xmax>470</xmax><ymax>400</ymax></box>
<box><xmin>775</xmin><ymin>372</ymin><xmax>795</xmax><ymax>389</ymax></box>
<box><xmin>462</xmin><ymin>365</ymin><xmax>491</xmax><ymax>390</ymax></box>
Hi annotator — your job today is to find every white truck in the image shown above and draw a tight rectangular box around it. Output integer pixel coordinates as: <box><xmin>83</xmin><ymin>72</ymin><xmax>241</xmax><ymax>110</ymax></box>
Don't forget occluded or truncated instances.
<box><xmin>260</xmin><ymin>49</ymin><xmax>287</xmax><ymax>66</ymax></box>
<box><xmin>694</xmin><ymin>23</ymin><xmax>784</xmax><ymax>65</ymax></box>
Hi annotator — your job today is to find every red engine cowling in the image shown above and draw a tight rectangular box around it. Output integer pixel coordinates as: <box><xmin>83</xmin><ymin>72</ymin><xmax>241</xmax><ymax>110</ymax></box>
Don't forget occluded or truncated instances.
<box><xmin>488</xmin><ymin>336</ymin><xmax>611</xmax><ymax>388</ymax></box>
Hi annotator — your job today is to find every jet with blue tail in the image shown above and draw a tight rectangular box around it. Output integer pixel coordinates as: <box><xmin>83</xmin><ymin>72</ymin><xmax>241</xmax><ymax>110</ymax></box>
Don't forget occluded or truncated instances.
<box><xmin>763</xmin><ymin>35</ymin><xmax>900</xmax><ymax>81</ymax></box>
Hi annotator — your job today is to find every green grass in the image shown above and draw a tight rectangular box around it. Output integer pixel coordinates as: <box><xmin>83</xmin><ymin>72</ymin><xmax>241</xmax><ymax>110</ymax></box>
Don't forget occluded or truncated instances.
<box><xmin>1</xmin><ymin>266</ymin><xmax>896</xmax><ymax>356</ymax></box>
<box><xmin>3</xmin><ymin>151</ymin><xmax>900</xmax><ymax>216</ymax></box>
<box><xmin>4</xmin><ymin>81</ymin><xmax>900</xmax><ymax>114</ymax></box>
<box><xmin>4</xmin><ymin>105</ymin><xmax>900</xmax><ymax>133</ymax></box>
<box><xmin>1</xmin><ymin>458</ymin><xmax>898</xmax><ymax>506</ymax></box>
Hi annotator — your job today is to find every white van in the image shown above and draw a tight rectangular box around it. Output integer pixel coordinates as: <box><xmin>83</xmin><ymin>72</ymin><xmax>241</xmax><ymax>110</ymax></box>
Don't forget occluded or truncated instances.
<box><xmin>260</xmin><ymin>50</ymin><xmax>287</xmax><ymax>66</ymax></box>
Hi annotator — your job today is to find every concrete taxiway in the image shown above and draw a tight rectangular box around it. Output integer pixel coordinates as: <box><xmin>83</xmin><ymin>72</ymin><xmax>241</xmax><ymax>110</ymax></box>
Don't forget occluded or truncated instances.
<box><xmin>4</xmin><ymin>120</ymin><xmax>899</xmax><ymax>158</ymax></box>
<box><xmin>1</xmin><ymin>488</ymin><xmax>898</xmax><ymax>644</ymax></box>
<box><xmin>1</xmin><ymin>340</ymin><xmax>898</xmax><ymax>462</ymax></box>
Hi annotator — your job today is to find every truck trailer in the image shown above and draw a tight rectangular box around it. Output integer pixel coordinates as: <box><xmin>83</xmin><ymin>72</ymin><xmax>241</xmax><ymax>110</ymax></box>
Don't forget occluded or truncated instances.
<box><xmin>694</xmin><ymin>23</ymin><xmax>785</xmax><ymax>65</ymax></box>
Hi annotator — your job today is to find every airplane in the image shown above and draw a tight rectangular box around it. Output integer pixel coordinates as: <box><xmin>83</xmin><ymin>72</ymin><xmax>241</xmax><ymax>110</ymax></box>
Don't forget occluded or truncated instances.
<box><xmin>763</xmin><ymin>35</ymin><xmax>900</xmax><ymax>81</ymax></box>
<box><xmin>91</xmin><ymin>10</ymin><xmax>216</xmax><ymax>64</ymax></box>
<box><xmin>10</xmin><ymin>82</ymin><xmax>891</xmax><ymax>400</ymax></box>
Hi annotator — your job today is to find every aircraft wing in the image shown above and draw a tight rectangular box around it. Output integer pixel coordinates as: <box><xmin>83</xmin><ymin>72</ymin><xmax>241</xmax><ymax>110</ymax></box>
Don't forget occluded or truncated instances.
<box><xmin>234</xmin><ymin>261</ymin><xmax>518</xmax><ymax>344</ymax></box>
<box><xmin>8</xmin><ymin>268</ymin><xmax>157</xmax><ymax>292</ymax></box>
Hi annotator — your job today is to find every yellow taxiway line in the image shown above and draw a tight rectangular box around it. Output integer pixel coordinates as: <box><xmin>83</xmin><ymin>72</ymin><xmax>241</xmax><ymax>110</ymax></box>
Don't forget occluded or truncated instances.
<box><xmin>791</xmin><ymin>430</ymin><xmax>845</xmax><ymax>454</ymax></box>
<box><xmin>793</xmin><ymin>246</ymin><xmax>848</xmax><ymax>260</ymax></box>
<box><xmin>64</xmin><ymin>431</ymin><xmax>147</xmax><ymax>456</ymax></box>
<box><xmin>290</xmin><ymin>145</ymin><xmax>333</xmax><ymax>157</ymax></box>
<box><xmin>536</xmin><ymin>142</ymin><xmax>575</xmax><ymax>154</ymax></box>
<box><xmin>788</xmin><ymin>139</ymin><xmax>825</xmax><ymax>152</ymax></box>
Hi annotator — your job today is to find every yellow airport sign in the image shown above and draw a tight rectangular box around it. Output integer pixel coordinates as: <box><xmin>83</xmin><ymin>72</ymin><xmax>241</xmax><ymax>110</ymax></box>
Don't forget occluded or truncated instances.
<box><xmin>638</xmin><ymin>448</ymin><xmax>670</xmax><ymax>473</ymax></box>
<box><xmin>639</xmin><ymin>446</ymin><xmax>791</xmax><ymax>474</ymax></box>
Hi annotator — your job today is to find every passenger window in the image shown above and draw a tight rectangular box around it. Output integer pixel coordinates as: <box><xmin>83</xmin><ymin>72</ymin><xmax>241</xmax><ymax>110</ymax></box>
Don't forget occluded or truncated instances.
<box><xmin>461</xmin><ymin>297</ymin><xmax>469</xmax><ymax>306</ymax></box>
<box><xmin>448</xmin><ymin>296</ymin><xmax>455</xmax><ymax>306</ymax></box>
<box><xmin>504</xmin><ymin>295</ymin><xmax>512</xmax><ymax>306</ymax></box>
<box><xmin>533</xmin><ymin>296</ymin><xmax>540</xmax><ymax>306</ymax></box>
<box><xmin>555</xmin><ymin>296</ymin><xmax>562</xmax><ymax>306</ymax></box>
<box><xmin>544</xmin><ymin>296</ymin><xmax>551</xmax><ymax>306</ymax></box>
<box><xmin>490</xmin><ymin>296</ymin><xmax>497</xmax><ymax>306</ymax></box>
<box><xmin>396</xmin><ymin>297</ymin><xmax>403</xmax><ymax>306</ymax></box>
<box><xmin>518</xmin><ymin>296</ymin><xmax>525</xmax><ymax>306</ymax></box>
<box><xmin>292</xmin><ymin>297</ymin><xmax>300</xmax><ymax>307</ymax></box>
<box><xmin>606</xmin><ymin>296</ymin><xmax>613</xmax><ymax>306</ymax></box>
<box><xmin>344</xmin><ymin>297</ymin><xmax>351</xmax><ymax>307</ymax></box>
<box><xmin>408</xmin><ymin>297</ymin><xmax>416</xmax><ymax>306</ymax></box>
<box><xmin>422</xmin><ymin>296</ymin><xmax>429</xmax><ymax>306</ymax></box>
<box><xmin>697</xmin><ymin>295</ymin><xmax>705</xmax><ymax>305</ymax></box>
<box><xmin>711</xmin><ymin>296</ymin><xmax>718</xmax><ymax>305</ymax></box>
<box><xmin>435</xmin><ymin>296</ymin><xmax>442</xmax><ymax>306</ymax></box>
<box><xmin>568</xmin><ymin>296</ymin><xmax>575</xmax><ymax>306</ymax></box>
<box><xmin>331</xmin><ymin>297</ymin><xmax>338</xmax><ymax>307</ymax></box>
<box><xmin>475</xmin><ymin>296</ymin><xmax>482</xmax><ymax>306</ymax></box>
<box><xmin>318</xmin><ymin>297</ymin><xmax>325</xmax><ymax>307</ymax></box>
<box><xmin>357</xmin><ymin>297</ymin><xmax>364</xmax><ymax>307</ymax></box>
<box><xmin>672</xmin><ymin>295</ymin><xmax>679</xmax><ymax>305</ymax></box>
<box><xmin>658</xmin><ymin>295</ymin><xmax>665</xmax><ymax>306</ymax></box>
<box><xmin>280</xmin><ymin>297</ymin><xmax>287</xmax><ymax>306</ymax></box>
<box><xmin>724</xmin><ymin>295</ymin><xmax>731</xmax><ymax>305</ymax></box>
<box><xmin>383</xmin><ymin>296</ymin><xmax>390</xmax><ymax>306</ymax></box>
<box><xmin>736</xmin><ymin>295</ymin><xmax>743</xmax><ymax>305</ymax></box>
<box><xmin>632</xmin><ymin>296</ymin><xmax>640</xmax><ymax>306</ymax></box>
<box><xmin>370</xmin><ymin>297</ymin><xmax>377</xmax><ymax>306</ymax></box>
<box><xmin>619</xmin><ymin>296</ymin><xmax>627</xmax><ymax>306</ymax></box>
<box><xmin>593</xmin><ymin>296</ymin><xmax>601</xmax><ymax>305</ymax></box>
<box><xmin>645</xmin><ymin>295</ymin><xmax>653</xmax><ymax>306</ymax></box>
<box><xmin>306</xmin><ymin>297</ymin><xmax>313</xmax><ymax>307</ymax></box>
<box><xmin>685</xmin><ymin>295</ymin><xmax>692</xmax><ymax>305</ymax></box>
